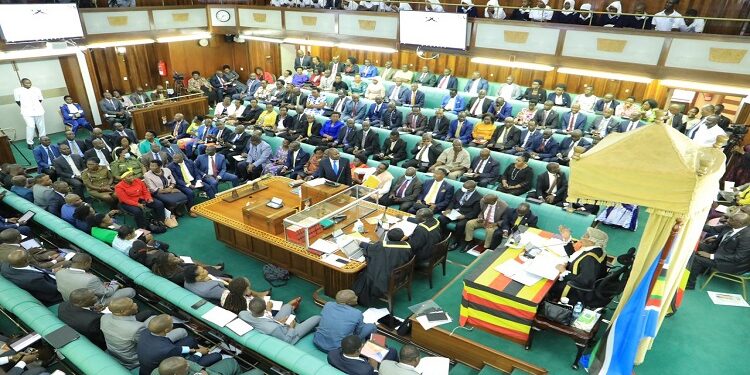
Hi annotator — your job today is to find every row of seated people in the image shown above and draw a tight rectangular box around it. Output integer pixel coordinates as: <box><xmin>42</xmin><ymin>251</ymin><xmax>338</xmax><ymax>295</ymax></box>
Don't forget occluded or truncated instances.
<box><xmin>0</xmin><ymin>187</ymin><xmax>458</xmax><ymax>375</ymax></box>
<box><xmin>271</xmin><ymin>0</ymin><xmax>705</xmax><ymax>33</ymax></box>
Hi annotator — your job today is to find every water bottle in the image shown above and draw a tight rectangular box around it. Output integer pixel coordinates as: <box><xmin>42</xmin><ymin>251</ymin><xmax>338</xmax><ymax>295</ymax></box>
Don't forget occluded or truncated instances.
<box><xmin>572</xmin><ymin>301</ymin><xmax>584</xmax><ymax>322</ymax></box>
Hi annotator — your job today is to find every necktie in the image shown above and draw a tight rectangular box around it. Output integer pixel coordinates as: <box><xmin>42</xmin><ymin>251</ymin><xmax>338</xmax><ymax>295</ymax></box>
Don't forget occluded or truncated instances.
<box><xmin>210</xmin><ymin>156</ymin><xmax>217</xmax><ymax>176</ymax></box>
<box><xmin>153</xmin><ymin>152</ymin><xmax>160</xmax><ymax>161</ymax></box>
<box><xmin>45</xmin><ymin>147</ymin><xmax>55</xmax><ymax>164</ymax></box>
<box><xmin>180</xmin><ymin>162</ymin><xmax>193</xmax><ymax>183</ymax></box>
<box><xmin>173</xmin><ymin>123</ymin><xmax>179</xmax><ymax>137</ymax></box>
<box><xmin>70</xmin><ymin>141</ymin><xmax>81</xmax><ymax>156</ymax></box>
<box><xmin>541</xmin><ymin>139</ymin><xmax>548</xmax><ymax>151</ymax></box>
<box><xmin>232</xmin><ymin>134</ymin><xmax>240</xmax><ymax>143</ymax></box>
<box><xmin>351</xmin><ymin>103</ymin><xmax>357</xmax><ymax>117</ymax></box>
<box><xmin>411</xmin><ymin>92</ymin><xmax>416</xmax><ymax>105</ymax></box>
<box><xmin>439</xmin><ymin>76</ymin><xmax>448</xmax><ymax>89</ymax></box>
<box><xmin>119</xmin><ymin>131</ymin><xmax>126</xmax><ymax>138</ymax></box>
<box><xmin>470</xmin><ymin>98</ymin><xmax>481</xmax><ymax>115</ymax></box>
<box><xmin>307</xmin><ymin>123</ymin><xmax>313</xmax><ymax>137</ymax></box>
<box><xmin>475</xmin><ymin>159</ymin><xmax>487</xmax><ymax>173</ymax></box>
<box><xmin>459</xmin><ymin>191</ymin><xmax>470</xmax><ymax>205</ymax></box>
<box><xmin>417</xmin><ymin>145</ymin><xmax>429</xmax><ymax>161</ymax></box>
<box><xmin>335</xmin><ymin>99</ymin><xmax>345</xmax><ymax>112</ymax></box>
<box><xmin>361</xmin><ymin>131</ymin><xmax>367</xmax><ymax>148</ymax></box>
<box><xmin>547</xmin><ymin>174</ymin><xmax>556</xmax><ymax>194</ymax></box>
<box><xmin>420</xmin><ymin>73</ymin><xmax>426</xmax><ymax>82</ymax></box>
<box><xmin>424</xmin><ymin>181</ymin><xmax>440</xmax><ymax>204</ymax></box>
<box><xmin>523</xmin><ymin>131</ymin><xmax>531</xmax><ymax>146</ymax></box>
<box><xmin>485</xmin><ymin>205</ymin><xmax>493</xmax><ymax>223</ymax></box>
<box><xmin>411</xmin><ymin>115</ymin><xmax>417</xmax><ymax>128</ymax></box>
<box><xmin>332</xmin><ymin>160</ymin><xmax>338</xmax><ymax>175</ymax></box>
<box><xmin>543</xmin><ymin>111</ymin><xmax>550</xmax><ymax>126</ymax></box>
<box><xmin>96</xmin><ymin>149</ymin><xmax>109</xmax><ymax>167</ymax></box>
<box><xmin>65</xmin><ymin>156</ymin><xmax>80</xmax><ymax>176</ymax></box>
<box><xmin>567</xmin><ymin>114</ymin><xmax>576</xmax><ymax>132</ymax></box>
<box><xmin>390</xmin><ymin>87</ymin><xmax>399</xmax><ymax>101</ymax></box>
<box><xmin>454</xmin><ymin>122</ymin><xmax>463</xmax><ymax>138</ymax></box>
<box><xmin>498</xmin><ymin>127</ymin><xmax>509</xmax><ymax>144</ymax></box>
<box><xmin>166</xmin><ymin>147</ymin><xmax>174</xmax><ymax>156</ymax></box>
<box><xmin>375</xmin><ymin>104</ymin><xmax>381</xmax><ymax>114</ymax></box>
<box><xmin>217</xmin><ymin>129</ymin><xmax>223</xmax><ymax>139</ymax></box>
<box><xmin>627</xmin><ymin>122</ymin><xmax>637</xmax><ymax>132</ymax></box>
<box><xmin>396</xmin><ymin>180</ymin><xmax>409</xmax><ymax>197</ymax></box>
<box><xmin>344</xmin><ymin>128</ymin><xmax>350</xmax><ymax>145</ymax></box>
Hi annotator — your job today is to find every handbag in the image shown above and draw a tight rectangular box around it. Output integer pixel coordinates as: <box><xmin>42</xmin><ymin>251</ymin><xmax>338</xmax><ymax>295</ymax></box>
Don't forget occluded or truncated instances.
<box><xmin>540</xmin><ymin>301</ymin><xmax>573</xmax><ymax>325</ymax></box>
<box><xmin>263</xmin><ymin>264</ymin><xmax>290</xmax><ymax>287</ymax></box>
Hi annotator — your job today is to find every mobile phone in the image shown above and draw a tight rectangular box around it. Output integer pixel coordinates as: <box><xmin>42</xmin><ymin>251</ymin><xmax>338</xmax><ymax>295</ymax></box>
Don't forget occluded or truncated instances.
<box><xmin>191</xmin><ymin>299</ymin><xmax>207</xmax><ymax>309</ymax></box>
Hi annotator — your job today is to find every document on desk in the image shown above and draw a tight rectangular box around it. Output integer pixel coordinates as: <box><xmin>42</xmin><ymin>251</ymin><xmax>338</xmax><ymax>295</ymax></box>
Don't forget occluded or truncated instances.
<box><xmin>310</xmin><ymin>239</ymin><xmax>339</xmax><ymax>254</ymax></box>
<box><xmin>415</xmin><ymin>356</ymin><xmax>450</xmax><ymax>375</ymax></box>
<box><xmin>445</xmin><ymin>209</ymin><xmax>462</xmax><ymax>221</ymax></box>
<box><xmin>305</xmin><ymin>178</ymin><xmax>327</xmax><ymax>187</ymax></box>
<box><xmin>201</xmin><ymin>306</ymin><xmax>237</xmax><ymax>327</ymax></box>
<box><xmin>525</xmin><ymin>251</ymin><xmax>565</xmax><ymax>280</ymax></box>
<box><xmin>321</xmin><ymin>253</ymin><xmax>351</xmax><ymax>268</ymax></box>
<box><xmin>415</xmin><ymin>313</ymin><xmax>452</xmax><ymax>330</ymax></box>
<box><xmin>226</xmin><ymin>318</ymin><xmax>253</xmax><ymax>336</ymax></box>
<box><xmin>362</xmin><ymin>307</ymin><xmax>391</xmax><ymax>324</ymax></box>
<box><xmin>392</xmin><ymin>220</ymin><xmax>417</xmax><ymax>237</ymax></box>
<box><xmin>495</xmin><ymin>260</ymin><xmax>543</xmax><ymax>286</ymax></box>
<box><xmin>348</xmin><ymin>231</ymin><xmax>371</xmax><ymax>243</ymax></box>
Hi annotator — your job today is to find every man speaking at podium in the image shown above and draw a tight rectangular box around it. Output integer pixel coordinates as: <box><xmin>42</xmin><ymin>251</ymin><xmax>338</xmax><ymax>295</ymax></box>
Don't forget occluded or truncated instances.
<box><xmin>313</xmin><ymin>149</ymin><xmax>351</xmax><ymax>186</ymax></box>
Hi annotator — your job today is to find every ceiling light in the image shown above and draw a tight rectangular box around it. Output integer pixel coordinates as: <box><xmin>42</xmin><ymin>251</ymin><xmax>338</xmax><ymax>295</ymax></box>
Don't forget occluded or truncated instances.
<box><xmin>337</xmin><ymin>43</ymin><xmax>397</xmax><ymax>54</ymax></box>
<box><xmin>242</xmin><ymin>36</ymin><xmax>283</xmax><ymax>43</ymax></box>
<box><xmin>283</xmin><ymin>38</ymin><xmax>335</xmax><ymax>47</ymax></box>
<box><xmin>558</xmin><ymin>67</ymin><xmax>652</xmax><ymax>83</ymax></box>
<box><xmin>0</xmin><ymin>47</ymin><xmax>80</xmax><ymax>61</ymax></box>
<box><xmin>242</xmin><ymin>29</ymin><xmax>278</xmax><ymax>36</ymax></box>
<box><xmin>156</xmin><ymin>33</ymin><xmax>212</xmax><ymax>43</ymax></box>
<box><xmin>471</xmin><ymin>57</ymin><xmax>554</xmax><ymax>72</ymax></box>
<box><xmin>86</xmin><ymin>39</ymin><xmax>155</xmax><ymax>48</ymax></box>
<box><xmin>660</xmin><ymin>80</ymin><xmax>750</xmax><ymax>96</ymax></box>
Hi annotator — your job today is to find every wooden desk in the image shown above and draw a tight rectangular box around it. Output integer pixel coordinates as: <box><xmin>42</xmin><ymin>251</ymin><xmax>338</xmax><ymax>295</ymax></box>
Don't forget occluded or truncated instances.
<box><xmin>192</xmin><ymin>176</ymin><xmax>409</xmax><ymax>297</ymax></box>
<box><xmin>130</xmin><ymin>96</ymin><xmax>208</xmax><ymax>139</ymax></box>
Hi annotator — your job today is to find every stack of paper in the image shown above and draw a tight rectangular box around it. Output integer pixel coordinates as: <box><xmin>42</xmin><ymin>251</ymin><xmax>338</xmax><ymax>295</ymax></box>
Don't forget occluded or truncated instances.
<box><xmin>321</xmin><ymin>253</ymin><xmax>350</xmax><ymax>268</ymax></box>
<box><xmin>445</xmin><ymin>209</ymin><xmax>462</xmax><ymax>220</ymax></box>
<box><xmin>415</xmin><ymin>309</ymin><xmax>452</xmax><ymax>330</ymax></box>
<box><xmin>201</xmin><ymin>306</ymin><xmax>237</xmax><ymax>327</ymax></box>
<box><xmin>524</xmin><ymin>251</ymin><xmax>564</xmax><ymax>280</ymax></box>
<box><xmin>362</xmin><ymin>307</ymin><xmax>390</xmax><ymax>324</ymax></box>
<box><xmin>306</xmin><ymin>178</ymin><xmax>327</xmax><ymax>187</ymax></box>
<box><xmin>263</xmin><ymin>296</ymin><xmax>283</xmax><ymax>311</ymax></box>
<box><xmin>392</xmin><ymin>220</ymin><xmax>417</xmax><ymax>237</ymax></box>
<box><xmin>415</xmin><ymin>357</ymin><xmax>449</xmax><ymax>375</ymax></box>
<box><xmin>179</xmin><ymin>256</ymin><xmax>194</xmax><ymax>264</ymax></box>
<box><xmin>494</xmin><ymin>259</ymin><xmax>543</xmax><ymax>286</ymax></box>
<box><xmin>226</xmin><ymin>318</ymin><xmax>253</xmax><ymax>336</ymax></box>
<box><xmin>310</xmin><ymin>239</ymin><xmax>340</xmax><ymax>254</ymax></box>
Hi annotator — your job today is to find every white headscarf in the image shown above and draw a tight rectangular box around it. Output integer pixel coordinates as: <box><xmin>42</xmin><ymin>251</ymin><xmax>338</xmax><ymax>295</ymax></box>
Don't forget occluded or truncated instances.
<box><xmin>561</xmin><ymin>0</ymin><xmax>576</xmax><ymax>16</ymax></box>
<box><xmin>529</xmin><ymin>0</ymin><xmax>552</xmax><ymax>21</ymax></box>
<box><xmin>579</xmin><ymin>3</ymin><xmax>592</xmax><ymax>20</ymax></box>
<box><xmin>461</xmin><ymin>0</ymin><xmax>474</xmax><ymax>12</ymax></box>
<box><xmin>607</xmin><ymin>1</ymin><xmax>622</xmax><ymax>17</ymax></box>
<box><xmin>426</xmin><ymin>0</ymin><xmax>444</xmax><ymax>12</ymax></box>
<box><xmin>484</xmin><ymin>0</ymin><xmax>506</xmax><ymax>19</ymax></box>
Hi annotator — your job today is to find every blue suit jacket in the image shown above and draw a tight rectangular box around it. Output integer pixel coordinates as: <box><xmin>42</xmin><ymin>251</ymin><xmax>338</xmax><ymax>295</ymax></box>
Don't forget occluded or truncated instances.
<box><xmin>490</xmin><ymin>101</ymin><xmax>513</xmax><ymax>120</ymax></box>
<box><xmin>167</xmin><ymin>159</ymin><xmax>202</xmax><ymax>187</ymax></box>
<box><xmin>327</xmin><ymin>348</ymin><xmax>375</xmax><ymax>375</ymax></box>
<box><xmin>559</xmin><ymin>137</ymin><xmax>592</xmax><ymax>155</ymax></box>
<box><xmin>616</xmin><ymin>120</ymin><xmax>646</xmax><ymax>133</ymax></box>
<box><xmin>559</xmin><ymin>112</ymin><xmax>587</xmax><ymax>131</ymax></box>
<box><xmin>441</xmin><ymin>95</ymin><xmax>466</xmax><ymax>113</ymax></box>
<box><xmin>359</xmin><ymin>65</ymin><xmax>379</xmax><ymax>78</ymax></box>
<box><xmin>464</xmin><ymin>78</ymin><xmax>489</xmax><ymax>93</ymax></box>
<box><xmin>435</xmin><ymin>75</ymin><xmax>458</xmax><ymax>90</ymax></box>
<box><xmin>284</xmin><ymin>149</ymin><xmax>310</xmax><ymax>177</ymax></box>
<box><xmin>320</xmin><ymin>120</ymin><xmax>345</xmax><ymax>138</ymax></box>
<box><xmin>532</xmin><ymin>138</ymin><xmax>560</xmax><ymax>160</ymax></box>
<box><xmin>403</xmin><ymin>90</ymin><xmax>425</xmax><ymax>108</ymax></box>
<box><xmin>33</xmin><ymin>144</ymin><xmax>61</xmax><ymax>172</ymax></box>
<box><xmin>245</xmin><ymin>79</ymin><xmax>262</xmax><ymax>97</ymax></box>
<box><xmin>313</xmin><ymin>302</ymin><xmax>374</xmax><ymax>352</ymax></box>
<box><xmin>385</xmin><ymin>85</ymin><xmax>409</xmax><ymax>104</ymax></box>
<box><xmin>446</xmin><ymin>120</ymin><xmax>474</xmax><ymax>144</ymax></box>
<box><xmin>195</xmin><ymin>125</ymin><xmax>219</xmax><ymax>141</ymax></box>
<box><xmin>60</xmin><ymin>103</ymin><xmax>85</xmax><ymax>125</ymax></box>
<box><xmin>367</xmin><ymin>103</ymin><xmax>386</xmax><ymax>122</ymax></box>
<box><xmin>195</xmin><ymin>153</ymin><xmax>230</xmax><ymax>179</ymax></box>
<box><xmin>169</xmin><ymin>120</ymin><xmax>190</xmax><ymax>139</ymax></box>
<box><xmin>547</xmin><ymin>92</ymin><xmax>573</xmax><ymax>108</ymax></box>
<box><xmin>342</xmin><ymin>101</ymin><xmax>368</xmax><ymax>122</ymax></box>
<box><xmin>417</xmin><ymin>179</ymin><xmax>455</xmax><ymax>211</ymax></box>
<box><xmin>519</xmin><ymin>129</ymin><xmax>543</xmax><ymax>149</ymax></box>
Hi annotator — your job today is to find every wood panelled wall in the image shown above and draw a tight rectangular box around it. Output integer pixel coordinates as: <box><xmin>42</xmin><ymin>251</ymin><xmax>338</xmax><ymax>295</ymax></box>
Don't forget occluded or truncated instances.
<box><xmin>84</xmin><ymin>44</ymin><xmax>162</xmax><ymax>96</ymax></box>
<box><xmin>59</xmin><ymin>56</ymin><xmax>94</xmax><ymax>124</ymax></box>
<box><xmin>310</xmin><ymin>47</ymin><xmax>669</xmax><ymax>105</ymax></box>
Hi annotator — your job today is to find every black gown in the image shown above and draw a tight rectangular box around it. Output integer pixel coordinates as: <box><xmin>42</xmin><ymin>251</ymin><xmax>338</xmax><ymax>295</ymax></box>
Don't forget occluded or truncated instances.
<box><xmin>352</xmin><ymin>239</ymin><xmax>412</xmax><ymax>306</ymax></box>
<box><xmin>408</xmin><ymin>218</ymin><xmax>442</xmax><ymax>265</ymax></box>
<box><xmin>549</xmin><ymin>242</ymin><xmax>607</xmax><ymax>305</ymax></box>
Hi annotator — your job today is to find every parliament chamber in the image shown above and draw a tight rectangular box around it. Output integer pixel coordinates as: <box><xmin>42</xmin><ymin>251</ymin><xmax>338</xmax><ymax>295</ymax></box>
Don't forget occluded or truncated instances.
<box><xmin>0</xmin><ymin>1</ymin><xmax>749</xmax><ymax>375</ymax></box>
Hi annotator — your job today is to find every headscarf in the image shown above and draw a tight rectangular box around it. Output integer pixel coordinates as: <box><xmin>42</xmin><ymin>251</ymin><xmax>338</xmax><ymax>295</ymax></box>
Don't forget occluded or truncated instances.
<box><xmin>426</xmin><ymin>0</ymin><xmax>444</xmax><ymax>12</ymax></box>
<box><xmin>485</xmin><ymin>0</ymin><xmax>506</xmax><ymax>19</ymax></box>
<box><xmin>607</xmin><ymin>1</ymin><xmax>622</xmax><ymax>17</ymax></box>
<box><xmin>579</xmin><ymin>3</ymin><xmax>592</xmax><ymax>20</ymax></box>
<box><xmin>461</xmin><ymin>0</ymin><xmax>474</xmax><ymax>12</ymax></box>
<box><xmin>561</xmin><ymin>0</ymin><xmax>576</xmax><ymax>15</ymax></box>
<box><xmin>584</xmin><ymin>227</ymin><xmax>609</xmax><ymax>249</ymax></box>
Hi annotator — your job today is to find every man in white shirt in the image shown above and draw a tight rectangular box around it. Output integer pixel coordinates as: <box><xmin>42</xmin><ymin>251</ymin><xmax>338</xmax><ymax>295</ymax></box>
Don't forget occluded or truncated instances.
<box><xmin>574</xmin><ymin>86</ymin><xmax>599</xmax><ymax>113</ymax></box>
<box><xmin>497</xmin><ymin>75</ymin><xmax>521</xmax><ymax>101</ymax></box>
<box><xmin>13</xmin><ymin>78</ymin><xmax>46</xmax><ymax>149</ymax></box>
<box><xmin>652</xmin><ymin>0</ymin><xmax>686</xmax><ymax>31</ymax></box>
<box><xmin>688</xmin><ymin>115</ymin><xmax>726</xmax><ymax>147</ymax></box>
<box><xmin>680</xmin><ymin>9</ymin><xmax>704</xmax><ymax>33</ymax></box>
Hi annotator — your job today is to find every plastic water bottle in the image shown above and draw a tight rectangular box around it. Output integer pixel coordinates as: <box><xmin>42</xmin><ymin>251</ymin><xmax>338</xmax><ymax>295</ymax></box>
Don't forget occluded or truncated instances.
<box><xmin>572</xmin><ymin>301</ymin><xmax>584</xmax><ymax>321</ymax></box>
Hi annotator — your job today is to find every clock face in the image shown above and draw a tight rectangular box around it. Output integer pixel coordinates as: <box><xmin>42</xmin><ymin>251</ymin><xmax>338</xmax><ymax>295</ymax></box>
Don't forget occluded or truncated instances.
<box><xmin>216</xmin><ymin>9</ymin><xmax>231</xmax><ymax>22</ymax></box>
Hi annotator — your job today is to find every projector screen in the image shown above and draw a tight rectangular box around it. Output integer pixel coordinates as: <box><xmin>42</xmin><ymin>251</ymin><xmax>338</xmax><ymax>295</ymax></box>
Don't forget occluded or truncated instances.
<box><xmin>0</xmin><ymin>4</ymin><xmax>84</xmax><ymax>43</ymax></box>
<box><xmin>399</xmin><ymin>11</ymin><xmax>468</xmax><ymax>51</ymax></box>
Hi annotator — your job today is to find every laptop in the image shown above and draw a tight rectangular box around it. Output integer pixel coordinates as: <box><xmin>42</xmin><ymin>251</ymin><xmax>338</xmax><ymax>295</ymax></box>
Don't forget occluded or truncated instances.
<box><xmin>332</xmin><ymin>230</ymin><xmax>363</xmax><ymax>259</ymax></box>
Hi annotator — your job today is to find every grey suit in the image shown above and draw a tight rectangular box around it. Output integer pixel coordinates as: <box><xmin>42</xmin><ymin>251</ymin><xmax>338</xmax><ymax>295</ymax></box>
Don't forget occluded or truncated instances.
<box><xmin>238</xmin><ymin>304</ymin><xmax>320</xmax><ymax>344</ymax></box>
<box><xmin>379</xmin><ymin>360</ymin><xmax>420</xmax><ymax>375</ymax></box>
<box><xmin>381</xmin><ymin>176</ymin><xmax>423</xmax><ymax>212</ymax></box>
<box><xmin>100</xmin><ymin>314</ymin><xmax>187</xmax><ymax>369</ymax></box>
<box><xmin>55</xmin><ymin>268</ymin><xmax>135</xmax><ymax>304</ymax></box>
<box><xmin>140</xmin><ymin>151</ymin><xmax>172</xmax><ymax>167</ymax></box>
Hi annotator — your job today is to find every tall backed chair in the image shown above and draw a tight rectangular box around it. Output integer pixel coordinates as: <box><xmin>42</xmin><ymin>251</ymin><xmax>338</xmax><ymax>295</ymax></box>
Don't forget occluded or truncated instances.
<box><xmin>383</xmin><ymin>256</ymin><xmax>416</xmax><ymax>313</ymax></box>
<box><xmin>416</xmin><ymin>233</ymin><xmax>451</xmax><ymax>289</ymax></box>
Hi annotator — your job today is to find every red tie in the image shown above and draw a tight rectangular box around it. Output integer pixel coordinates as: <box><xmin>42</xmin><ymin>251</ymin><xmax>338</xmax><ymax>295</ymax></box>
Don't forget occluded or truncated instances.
<box><xmin>210</xmin><ymin>156</ymin><xmax>217</xmax><ymax>176</ymax></box>
<box><xmin>352</xmin><ymin>103</ymin><xmax>357</xmax><ymax>117</ymax></box>
<box><xmin>567</xmin><ymin>114</ymin><xmax>576</xmax><ymax>132</ymax></box>
<box><xmin>396</xmin><ymin>180</ymin><xmax>409</xmax><ymax>197</ymax></box>
<box><xmin>439</xmin><ymin>76</ymin><xmax>448</xmax><ymax>89</ymax></box>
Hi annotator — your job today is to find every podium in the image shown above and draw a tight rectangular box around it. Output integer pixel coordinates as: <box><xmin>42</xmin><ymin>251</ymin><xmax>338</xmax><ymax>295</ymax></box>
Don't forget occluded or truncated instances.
<box><xmin>301</xmin><ymin>182</ymin><xmax>347</xmax><ymax>205</ymax></box>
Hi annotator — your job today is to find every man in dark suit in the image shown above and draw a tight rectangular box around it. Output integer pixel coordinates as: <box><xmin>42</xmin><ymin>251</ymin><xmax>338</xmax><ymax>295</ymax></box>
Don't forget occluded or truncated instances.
<box><xmin>166</xmin><ymin>113</ymin><xmax>190</xmax><ymax>139</ymax></box>
<box><xmin>559</xmin><ymin>104</ymin><xmax>587</xmax><ymax>133</ymax></box>
<box><xmin>330</xmin><ymin>90</ymin><xmax>351</xmax><ymax>114</ymax></box>
<box><xmin>32</xmin><ymin>136</ymin><xmax>60</xmax><ymax>175</ymax></box>
<box><xmin>366</xmin><ymin>97</ymin><xmax>386</xmax><ymax>127</ymax></box>
<box><xmin>333</xmin><ymin>119</ymin><xmax>359</xmax><ymax>153</ymax></box>
<box><xmin>463</xmin><ymin>148</ymin><xmax>500</xmax><ymax>187</ymax></box>
<box><xmin>426</xmin><ymin>109</ymin><xmax>450</xmax><ymax>139</ymax></box>
<box><xmin>403</xmin><ymin>83</ymin><xmax>425</xmax><ymax>108</ymax></box>
<box><xmin>109</xmin><ymin>122</ymin><xmax>137</xmax><ymax>145</ymax></box>
<box><xmin>465</xmin><ymin>90</ymin><xmax>493</xmax><ymax>118</ymax></box>
<box><xmin>373</xmin><ymin>130</ymin><xmax>407</xmax><ymax>165</ymax></box>
<box><xmin>434</xmin><ymin>68</ymin><xmax>458</xmax><ymax>90</ymax></box>
<box><xmin>410</xmin><ymin>167</ymin><xmax>454</xmax><ymax>214</ymax></box>
<box><xmin>84</xmin><ymin>139</ymin><xmax>115</xmax><ymax>166</ymax></box>
<box><xmin>129</xmin><ymin>87</ymin><xmax>152</xmax><ymax>107</ymax></box>
<box><xmin>209</xmin><ymin>70</ymin><xmax>233</xmax><ymax>100</ymax></box>
<box><xmin>533</xmin><ymin>100</ymin><xmax>559</xmax><ymax>129</ymax></box>
<box><xmin>547</xmin><ymin>85</ymin><xmax>572</xmax><ymax>108</ymax></box>
<box><xmin>1</xmin><ymin>250</ymin><xmax>62</xmax><ymax>306</ymax></box>
<box><xmin>222</xmin><ymin>125</ymin><xmax>250</xmax><ymax>161</ymax></box>
<box><xmin>328</xmin><ymin>56</ymin><xmax>344</xmax><ymax>76</ymax></box>
<box><xmin>462</xmin><ymin>194</ymin><xmax>509</xmax><ymax>252</ymax></box>
<box><xmin>195</xmin><ymin>145</ymin><xmax>239</xmax><ymax>191</ymax></box>
<box><xmin>490</xmin><ymin>203</ymin><xmax>538</xmax><ymax>249</ymax></box>
<box><xmin>59</xmin><ymin>130</ymin><xmax>87</xmax><ymax>157</ymax></box>
<box><xmin>445</xmin><ymin>112</ymin><xmax>473</xmax><ymax>144</ymax></box>
<box><xmin>85</xmin><ymin>128</ymin><xmax>115</xmax><ymax>153</ymax></box>
<box><xmin>530</xmin><ymin>130</ymin><xmax>560</xmax><ymax>161</ymax></box>
<box><xmin>385</xmin><ymin>81</ymin><xmax>408</xmax><ymax>106</ymax></box>
<box><xmin>328</xmin><ymin>335</ymin><xmax>391</xmax><ymax>375</ymax></box>
<box><xmin>687</xmin><ymin>212</ymin><xmax>750</xmax><ymax>289</ymax></box>
<box><xmin>380</xmin><ymin>102</ymin><xmax>403</xmax><ymax>130</ymax></box>
<box><xmin>401</xmin><ymin>106</ymin><xmax>428</xmax><ymax>135</ymax></box>
<box><xmin>380</xmin><ymin>167</ymin><xmax>422</xmax><ymax>212</ymax></box>
<box><xmin>352</xmin><ymin>121</ymin><xmax>380</xmax><ymax>157</ymax></box>
<box><xmin>553</xmin><ymin>130</ymin><xmax>591</xmax><ymax>164</ymax></box>
<box><xmin>57</xmin><ymin>288</ymin><xmax>107</xmax><ymax>349</ymax></box>
<box><xmin>616</xmin><ymin>113</ymin><xmax>645</xmax><ymax>133</ymax></box>
<box><xmin>667</xmin><ymin>104</ymin><xmax>685</xmax><ymax>133</ymax></box>
<box><xmin>293</xmin><ymin>114</ymin><xmax>323</xmax><ymax>144</ymax></box>
<box><xmin>533</xmin><ymin>162</ymin><xmax>568</xmax><ymax>205</ymax></box>
<box><xmin>314</xmin><ymin>149</ymin><xmax>351</xmax><ymax>185</ymax></box>
<box><xmin>715</xmin><ymin>104</ymin><xmax>732</xmax><ymax>131</ymax></box>
<box><xmin>293</xmin><ymin>50</ymin><xmax>312</xmax><ymax>70</ymax></box>
<box><xmin>137</xmin><ymin>315</ymin><xmax>221</xmax><ymax>375</ymax></box>
<box><xmin>413</xmin><ymin>66</ymin><xmax>437</xmax><ymax>86</ymax></box>
<box><xmin>168</xmin><ymin>153</ymin><xmax>216</xmax><ymax>198</ymax></box>
<box><xmin>46</xmin><ymin>180</ymin><xmax>69</xmax><ymax>217</ymax></box>
<box><xmin>283</xmin><ymin>141</ymin><xmax>310</xmax><ymax>179</ymax></box>
<box><xmin>140</xmin><ymin>144</ymin><xmax>171</xmax><ymax>167</ymax></box>
<box><xmin>282</xmin><ymin>87</ymin><xmax>309</xmax><ymax>110</ymax></box>
<box><xmin>594</xmin><ymin>93</ymin><xmax>619</xmax><ymax>113</ymax></box>
<box><xmin>488</xmin><ymin>117</ymin><xmax>521</xmax><ymax>152</ymax></box>
<box><xmin>490</xmin><ymin>97</ymin><xmax>513</xmax><ymax>120</ymax></box>
<box><xmin>99</xmin><ymin>91</ymin><xmax>131</xmax><ymax>127</ymax></box>
<box><xmin>52</xmin><ymin>144</ymin><xmax>85</xmax><ymax>197</ymax></box>
<box><xmin>438</xmin><ymin>180</ymin><xmax>481</xmax><ymax>245</ymax></box>
<box><xmin>403</xmin><ymin>133</ymin><xmax>443</xmax><ymax>172</ymax></box>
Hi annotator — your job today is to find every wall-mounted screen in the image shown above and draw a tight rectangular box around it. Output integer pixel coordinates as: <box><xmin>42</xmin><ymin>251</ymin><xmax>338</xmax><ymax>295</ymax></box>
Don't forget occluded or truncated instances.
<box><xmin>0</xmin><ymin>4</ymin><xmax>84</xmax><ymax>43</ymax></box>
<box><xmin>399</xmin><ymin>11</ymin><xmax>469</xmax><ymax>51</ymax></box>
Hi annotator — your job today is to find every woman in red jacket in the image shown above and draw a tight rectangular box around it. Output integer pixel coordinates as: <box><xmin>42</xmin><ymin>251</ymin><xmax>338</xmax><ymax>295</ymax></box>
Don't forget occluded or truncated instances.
<box><xmin>114</xmin><ymin>169</ymin><xmax>166</xmax><ymax>229</ymax></box>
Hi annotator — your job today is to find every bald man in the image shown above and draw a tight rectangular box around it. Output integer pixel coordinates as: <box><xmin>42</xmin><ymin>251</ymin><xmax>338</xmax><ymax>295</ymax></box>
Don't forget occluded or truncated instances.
<box><xmin>313</xmin><ymin>289</ymin><xmax>376</xmax><ymax>352</ymax></box>
<box><xmin>687</xmin><ymin>212</ymin><xmax>750</xmax><ymax>289</ymax></box>
<box><xmin>154</xmin><ymin>356</ymin><xmax>260</xmax><ymax>375</ymax></box>
<box><xmin>0</xmin><ymin>249</ymin><xmax>62</xmax><ymax>305</ymax></box>
<box><xmin>137</xmin><ymin>314</ymin><xmax>220</xmax><ymax>375</ymax></box>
